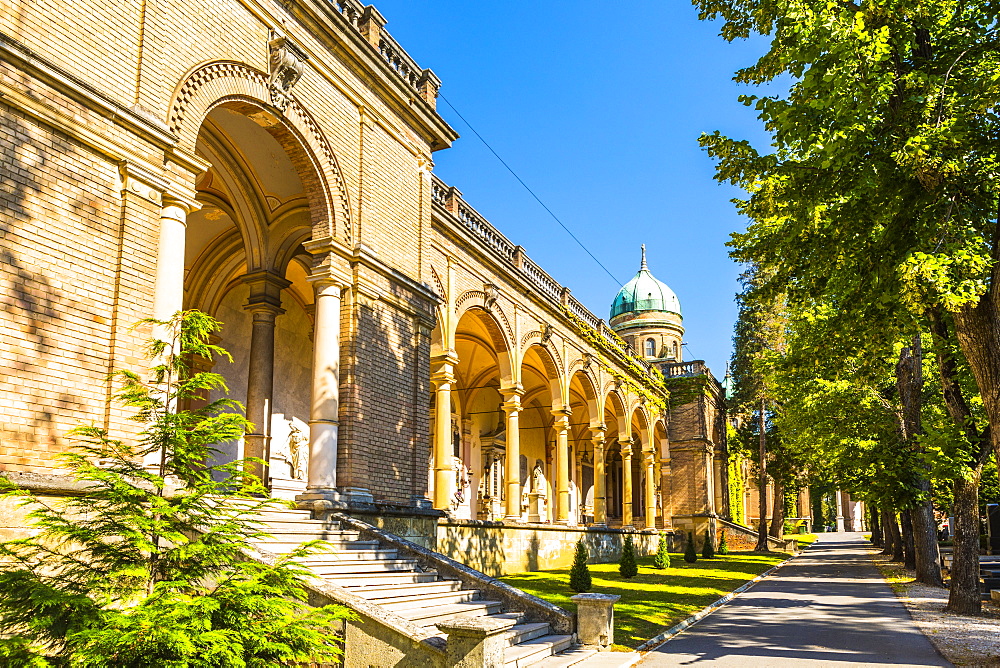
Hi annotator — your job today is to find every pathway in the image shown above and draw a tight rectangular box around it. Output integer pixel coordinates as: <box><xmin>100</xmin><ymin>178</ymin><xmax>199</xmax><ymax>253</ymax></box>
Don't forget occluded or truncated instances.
<box><xmin>638</xmin><ymin>532</ymin><xmax>950</xmax><ymax>667</ymax></box>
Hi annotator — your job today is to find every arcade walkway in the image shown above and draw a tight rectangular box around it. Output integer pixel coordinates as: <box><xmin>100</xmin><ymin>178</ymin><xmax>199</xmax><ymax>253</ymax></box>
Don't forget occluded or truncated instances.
<box><xmin>639</xmin><ymin>532</ymin><xmax>950</xmax><ymax>667</ymax></box>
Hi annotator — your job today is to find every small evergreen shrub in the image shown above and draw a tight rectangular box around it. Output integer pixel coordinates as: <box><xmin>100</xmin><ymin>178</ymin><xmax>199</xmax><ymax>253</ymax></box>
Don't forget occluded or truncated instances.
<box><xmin>569</xmin><ymin>539</ymin><xmax>592</xmax><ymax>592</ymax></box>
<box><xmin>684</xmin><ymin>531</ymin><xmax>698</xmax><ymax>563</ymax></box>
<box><xmin>652</xmin><ymin>532</ymin><xmax>671</xmax><ymax>569</ymax></box>
<box><xmin>718</xmin><ymin>530</ymin><xmax>729</xmax><ymax>555</ymax></box>
<box><xmin>619</xmin><ymin>534</ymin><xmax>638</xmax><ymax>578</ymax></box>
<box><xmin>702</xmin><ymin>529</ymin><xmax>716</xmax><ymax>558</ymax></box>
<box><xmin>0</xmin><ymin>311</ymin><xmax>351</xmax><ymax>666</ymax></box>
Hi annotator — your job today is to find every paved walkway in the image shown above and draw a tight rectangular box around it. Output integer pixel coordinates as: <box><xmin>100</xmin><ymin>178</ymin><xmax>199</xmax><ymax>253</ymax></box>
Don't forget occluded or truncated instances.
<box><xmin>638</xmin><ymin>532</ymin><xmax>950</xmax><ymax>667</ymax></box>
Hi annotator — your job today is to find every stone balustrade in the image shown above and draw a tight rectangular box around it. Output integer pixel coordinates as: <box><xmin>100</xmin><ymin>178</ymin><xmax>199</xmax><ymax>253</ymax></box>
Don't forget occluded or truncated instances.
<box><xmin>431</xmin><ymin>174</ymin><xmax>656</xmax><ymax>378</ymax></box>
<box><xmin>332</xmin><ymin>0</ymin><xmax>440</xmax><ymax>107</ymax></box>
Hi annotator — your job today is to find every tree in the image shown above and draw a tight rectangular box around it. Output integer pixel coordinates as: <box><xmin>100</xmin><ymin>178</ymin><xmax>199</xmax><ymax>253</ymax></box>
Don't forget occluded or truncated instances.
<box><xmin>569</xmin><ymin>540</ymin><xmax>592</xmax><ymax>592</ymax></box>
<box><xmin>718</xmin><ymin>530</ymin><xmax>730</xmax><ymax>555</ymax></box>
<box><xmin>684</xmin><ymin>532</ymin><xmax>698</xmax><ymax>564</ymax></box>
<box><xmin>0</xmin><ymin>311</ymin><xmax>349</xmax><ymax>665</ymax></box>
<box><xmin>702</xmin><ymin>529</ymin><xmax>716</xmax><ymax>559</ymax></box>
<box><xmin>619</xmin><ymin>534</ymin><xmax>638</xmax><ymax>579</ymax></box>
<box><xmin>653</xmin><ymin>532</ymin><xmax>671</xmax><ymax>569</ymax></box>
<box><xmin>694</xmin><ymin>0</ymin><xmax>1000</xmax><ymax>614</ymax></box>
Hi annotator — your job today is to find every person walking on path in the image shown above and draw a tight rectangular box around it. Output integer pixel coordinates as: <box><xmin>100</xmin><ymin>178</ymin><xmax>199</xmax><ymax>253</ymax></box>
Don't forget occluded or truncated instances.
<box><xmin>639</xmin><ymin>532</ymin><xmax>950</xmax><ymax>667</ymax></box>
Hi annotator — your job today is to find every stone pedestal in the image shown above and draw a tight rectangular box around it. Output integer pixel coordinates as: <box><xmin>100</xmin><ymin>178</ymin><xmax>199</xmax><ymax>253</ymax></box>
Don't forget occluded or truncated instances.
<box><xmin>438</xmin><ymin>616</ymin><xmax>514</xmax><ymax>667</ymax></box>
<box><xmin>527</xmin><ymin>492</ymin><xmax>544</xmax><ymax>523</ymax></box>
<box><xmin>571</xmin><ymin>593</ymin><xmax>620</xmax><ymax>650</ymax></box>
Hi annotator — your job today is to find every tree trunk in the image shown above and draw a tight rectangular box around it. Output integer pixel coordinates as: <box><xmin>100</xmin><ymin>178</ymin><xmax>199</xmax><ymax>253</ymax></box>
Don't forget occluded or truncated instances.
<box><xmin>886</xmin><ymin>511</ymin><xmax>904</xmax><ymax>562</ymax></box>
<box><xmin>948</xmin><ymin>474</ymin><xmax>983</xmax><ymax>614</ymax></box>
<box><xmin>755</xmin><ymin>396</ymin><xmax>769</xmax><ymax>552</ymax></box>
<box><xmin>881</xmin><ymin>509</ymin><xmax>896</xmax><ymax>556</ymax></box>
<box><xmin>769</xmin><ymin>478</ymin><xmax>785</xmax><ymax>539</ymax></box>
<box><xmin>870</xmin><ymin>507</ymin><xmax>883</xmax><ymax>548</ymax></box>
<box><xmin>910</xmin><ymin>498</ymin><xmax>944</xmax><ymax>587</ymax></box>
<box><xmin>901</xmin><ymin>508</ymin><xmax>916</xmax><ymax>570</ymax></box>
<box><xmin>928</xmin><ymin>306</ymin><xmax>993</xmax><ymax>606</ymax></box>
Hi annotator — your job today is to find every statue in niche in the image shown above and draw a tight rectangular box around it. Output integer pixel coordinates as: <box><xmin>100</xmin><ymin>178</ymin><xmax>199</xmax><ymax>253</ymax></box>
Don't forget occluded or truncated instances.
<box><xmin>532</xmin><ymin>460</ymin><xmax>546</xmax><ymax>494</ymax></box>
<box><xmin>287</xmin><ymin>423</ymin><xmax>307</xmax><ymax>480</ymax></box>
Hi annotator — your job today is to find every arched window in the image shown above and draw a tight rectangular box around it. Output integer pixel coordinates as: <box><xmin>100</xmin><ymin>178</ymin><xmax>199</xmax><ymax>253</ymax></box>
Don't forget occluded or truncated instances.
<box><xmin>644</xmin><ymin>338</ymin><xmax>656</xmax><ymax>358</ymax></box>
<box><xmin>672</xmin><ymin>341</ymin><xmax>679</xmax><ymax>360</ymax></box>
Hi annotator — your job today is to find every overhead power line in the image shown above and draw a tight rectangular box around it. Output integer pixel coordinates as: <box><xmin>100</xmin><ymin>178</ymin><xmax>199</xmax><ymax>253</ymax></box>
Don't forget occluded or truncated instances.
<box><xmin>438</xmin><ymin>93</ymin><xmax>624</xmax><ymax>287</ymax></box>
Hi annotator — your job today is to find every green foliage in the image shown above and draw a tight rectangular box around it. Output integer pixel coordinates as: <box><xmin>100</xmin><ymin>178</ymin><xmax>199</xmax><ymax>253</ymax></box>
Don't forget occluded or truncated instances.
<box><xmin>727</xmin><ymin>448</ymin><xmax>746</xmax><ymax>525</ymax></box>
<box><xmin>569</xmin><ymin>540</ymin><xmax>592</xmax><ymax>592</ymax></box>
<box><xmin>652</xmin><ymin>532</ymin><xmax>671</xmax><ymax>569</ymax></box>
<box><xmin>702</xmin><ymin>529</ymin><xmax>716</xmax><ymax>559</ymax></box>
<box><xmin>684</xmin><ymin>532</ymin><xmax>698</xmax><ymax>563</ymax></box>
<box><xmin>0</xmin><ymin>311</ymin><xmax>350</xmax><ymax>666</ymax></box>
<box><xmin>718</xmin><ymin>531</ymin><xmax>729</xmax><ymax>555</ymax></box>
<box><xmin>619</xmin><ymin>534</ymin><xmax>638</xmax><ymax>579</ymax></box>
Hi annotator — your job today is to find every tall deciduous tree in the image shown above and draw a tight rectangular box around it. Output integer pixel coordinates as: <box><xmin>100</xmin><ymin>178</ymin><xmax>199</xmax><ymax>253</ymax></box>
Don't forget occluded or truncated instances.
<box><xmin>694</xmin><ymin>0</ymin><xmax>998</xmax><ymax>613</ymax></box>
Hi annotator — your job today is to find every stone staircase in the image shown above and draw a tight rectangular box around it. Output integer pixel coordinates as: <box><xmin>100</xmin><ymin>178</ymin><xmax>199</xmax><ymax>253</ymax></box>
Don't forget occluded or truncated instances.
<box><xmin>247</xmin><ymin>505</ymin><xmax>599</xmax><ymax>667</ymax></box>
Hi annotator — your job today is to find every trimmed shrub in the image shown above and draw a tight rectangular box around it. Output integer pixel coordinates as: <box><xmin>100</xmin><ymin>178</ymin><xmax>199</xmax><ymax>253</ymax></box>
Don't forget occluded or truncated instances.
<box><xmin>718</xmin><ymin>530</ymin><xmax>729</xmax><ymax>555</ymax></box>
<box><xmin>619</xmin><ymin>534</ymin><xmax>638</xmax><ymax>578</ymax></box>
<box><xmin>702</xmin><ymin>529</ymin><xmax>716</xmax><ymax>558</ymax></box>
<box><xmin>684</xmin><ymin>531</ymin><xmax>698</xmax><ymax>563</ymax></box>
<box><xmin>569</xmin><ymin>539</ymin><xmax>592</xmax><ymax>592</ymax></box>
<box><xmin>652</xmin><ymin>532</ymin><xmax>671</xmax><ymax>569</ymax></box>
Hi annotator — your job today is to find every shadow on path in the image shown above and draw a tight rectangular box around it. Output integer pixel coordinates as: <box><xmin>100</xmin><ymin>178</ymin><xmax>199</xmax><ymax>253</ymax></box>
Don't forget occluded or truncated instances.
<box><xmin>638</xmin><ymin>532</ymin><xmax>951</xmax><ymax>667</ymax></box>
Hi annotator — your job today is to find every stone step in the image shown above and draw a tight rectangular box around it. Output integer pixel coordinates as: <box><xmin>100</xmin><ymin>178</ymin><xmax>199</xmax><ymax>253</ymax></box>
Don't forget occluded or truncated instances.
<box><xmin>402</xmin><ymin>600</ymin><xmax>503</xmax><ymax>626</ymax></box>
<box><xmin>293</xmin><ymin>548</ymin><xmax>400</xmax><ymax>561</ymax></box>
<box><xmin>303</xmin><ymin>559</ymin><xmax>420</xmax><ymax>575</ymax></box>
<box><xmin>332</xmin><ymin>571</ymin><xmax>439</xmax><ymax>587</ymax></box>
<box><xmin>504</xmin><ymin>622</ymin><xmax>552</xmax><ymax>647</ymax></box>
<box><xmin>352</xmin><ymin>580</ymin><xmax>463</xmax><ymax>599</ymax></box>
<box><xmin>254</xmin><ymin>529</ymin><xmax>362</xmax><ymax>542</ymax></box>
<box><xmin>258</xmin><ymin>519</ymin><xmax>342</xmax><ymax>531</ymax></box>
<box><xmin>525</xmin><ymin>646</ymin><xmax>600</xmax><ymax>668</ymax></box>
<box><xmin>378</xmin><ymin>589</ymin><xmax>479</xmax><ymax>611</ymax></box>
<box><xmin>503</xmin><ymin>634</ymin><xmax>575</xmax><ymax>668</ymax></box>
<box><xmin>250</xmin><ymin>540</ymin><xmax>380</xmax><ymax>554</ymax></box>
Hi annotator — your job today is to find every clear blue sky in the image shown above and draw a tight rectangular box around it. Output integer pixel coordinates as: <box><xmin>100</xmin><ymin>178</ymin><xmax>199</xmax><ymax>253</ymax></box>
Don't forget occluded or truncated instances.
<box><xmin>372</xmin><ymin>1</ymin><xmax>772</xmax><ymax>376</ymax></box>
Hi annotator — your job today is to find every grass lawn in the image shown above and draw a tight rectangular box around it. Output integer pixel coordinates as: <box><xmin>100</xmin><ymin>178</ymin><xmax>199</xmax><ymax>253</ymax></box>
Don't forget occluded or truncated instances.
<box><xmin>499</xmin><ymin>551</ymin><xmax>788</xmax><ymax>650</ymax></box>
<box><xmin>784</xmin><ymin>533</ymin><xmax>819</xmax><ymax>550</ymax></box>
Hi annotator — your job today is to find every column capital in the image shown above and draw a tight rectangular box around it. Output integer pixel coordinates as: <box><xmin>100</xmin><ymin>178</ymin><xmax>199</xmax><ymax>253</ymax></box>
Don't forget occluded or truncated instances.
<box><xmin>589</xmin><ymin>424</ymin><xmax>607</xmax><ymax>441</ymax></box>
<box><xmin>552</xmin><ymin>412</ymin><xmax>571</xmax><ymax>431</ymax></box>
<box><xmin>431</xmin><ymin>369</ymin><xmax>456</xmax><ymax>388</ymax></box>
<box><xmin>308</xmin><ymin>267</ymin><xmax>352</xmax><ymax>293</ymax></box>
<box><xmin>502</xmin><ymin>394</ymin><xmax>522</xmax><ymax>415</ymax></box>
<box><xmin>431</xmin><ymin>350</ymin><xmax>460</xmax><ymax>370</ymax></box>
<box><xmin>242</xmin><ymin>270</ymin><xmax>291</xmax><ymax>314</ymax></box>
<box><xmin>620</xmin><ymin>442</ymin><xmax>633</xmax><ymax>458</ymax></box>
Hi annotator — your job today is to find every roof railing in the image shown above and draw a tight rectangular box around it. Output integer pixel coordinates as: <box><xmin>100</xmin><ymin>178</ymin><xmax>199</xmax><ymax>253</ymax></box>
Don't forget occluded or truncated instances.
<box><xmin>431</xmin><ymin>174</ymin><xmax>655</xmax><ymax>378</ymax></box>
<box><xmin>332</xmin><ymin>1</ymin><xmax>441</xmax><ymax>108</ymax></box>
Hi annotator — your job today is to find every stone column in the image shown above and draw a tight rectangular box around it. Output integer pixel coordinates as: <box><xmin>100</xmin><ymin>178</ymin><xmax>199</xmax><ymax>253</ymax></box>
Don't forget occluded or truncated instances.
<box><xmin>591</xmin><ymin>426</ymin><xmax>607</xmax><ymax>527</ymax></box>
<box><xmin>575</xmin><ymin>448</ymin><xmax>584</xmax><ymax>524</ymax></box>
<box><xmin>552</xmin><ymin>409</ymin><xmax>571</xmax><ymax>524</ymax></box>
<box><xmin>431</xmin><ymin>356</ymin><xmax>458</xmax><ymax>510</ymax></box>
<box><xmin>835</xmin><ymin>489</ymin><xmax>846</xmax><ymax>532</ymax></box>
<box><xmin>300</xmin><ymin>275</ymin><xmax>346</xmax><ymax>501</ymax></box>
<box><xmin>151</xmin><ymin>198</ymin><xmax>189</xmax><ymax>326</ymax></box>
<box><xmin>502</xmin><ymin>390</ymin><xmax>523</xmax><ymax>521</ymax></box>
<box><xmin>644</xmin><ymin>450</ymin><xmax>656</xmax><ymax>530</ymax></box>
<box><xmin>621</xmin><ymin>438</ymin><xmax>633</xmax><ymax>527</ymax></box>
<box><xmin>146</xmin><ymin>197</ymin><xmax>191</xmax><ymax>470</ymax></box>
<box><xmin>241</xmin><ymin>272</ymin><xmax>289</xmax><ymax>486</ymax></box>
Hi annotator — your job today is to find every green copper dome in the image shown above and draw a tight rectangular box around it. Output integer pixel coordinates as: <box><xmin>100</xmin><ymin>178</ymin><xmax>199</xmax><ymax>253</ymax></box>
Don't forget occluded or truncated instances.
<box><xmin>610</xmin><ymin>246</ymin><xmax>681</xmax><ymax>320</ymax></box>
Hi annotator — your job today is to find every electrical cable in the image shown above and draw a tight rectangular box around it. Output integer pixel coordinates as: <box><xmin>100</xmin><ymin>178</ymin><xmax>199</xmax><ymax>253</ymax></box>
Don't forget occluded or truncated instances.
<box><xmin>438</xmin><ymin>93</ymin><xmax>624</xmax><ymax>287</ymax></box>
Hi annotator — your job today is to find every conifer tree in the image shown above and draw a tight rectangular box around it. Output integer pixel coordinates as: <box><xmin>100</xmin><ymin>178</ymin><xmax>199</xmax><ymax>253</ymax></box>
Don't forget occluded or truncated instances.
<box><xmin>684</xmin><ymin>531</ymin><xmax>698</xmax><ymax>563</ymax></box>
<box><xmin>619</xmin><ymin>534</ymin><xmax>638</xmax><ymax>579</ymax></box>
<box><xmin>0</xmin><ymin>311</ymin><xmax>350</xmax><ymax>666</ymax></box>
<box><xmin>718</xmin><ymin>530</ymin><xmax>730</xmax><ymax>555</ymax></box>
<box><xmin>702</xmin><ymin>529</ymin><xmax>716</xmax><ymax>559</ymax></box>
<box><xmin>569</xmin><ymin>539</ymin><xmax>592</xmax><ymax>592</ymax></box>
<box><xmin>652</xmin><ymin>532</ymin><xmax>671</xmax><ymax>569</ymax></box>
